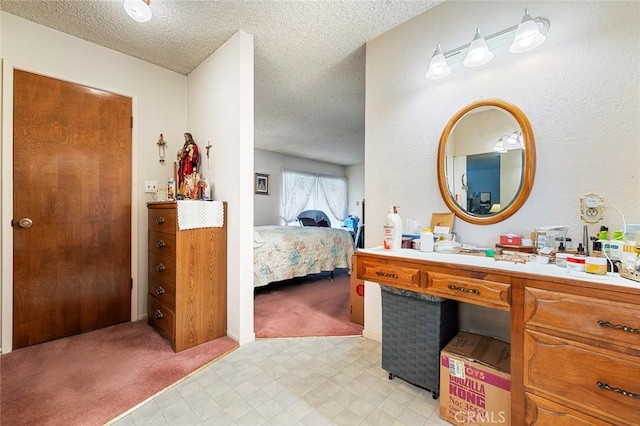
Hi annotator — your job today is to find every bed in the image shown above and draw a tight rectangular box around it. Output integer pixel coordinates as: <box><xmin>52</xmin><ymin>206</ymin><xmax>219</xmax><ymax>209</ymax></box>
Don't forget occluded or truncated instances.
<box><xmin>253</xmin><ymin>225</ymin><xmax>354</xmax><ymax>287</ymax></box>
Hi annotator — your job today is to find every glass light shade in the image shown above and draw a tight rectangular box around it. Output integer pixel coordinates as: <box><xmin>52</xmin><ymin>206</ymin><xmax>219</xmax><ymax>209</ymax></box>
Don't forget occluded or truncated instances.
<box><xmin>506</xmin><ymin>131</ymin><xmax>520</xmax><ymax>144</ymax></box>
<box><xmin>509</xmin><ymin>10</ymin><xmax>546</xmax><ymax>53</ymax></box>
<box><xmin>425</xmin><ymin>44</ymin><xmax>452</xmax><ymax>80</ymax></box>
<box><xmin>124</xmin><ymin>0</ymin><xmax>152</xmax><ymax>23</ymax></box>
<box><xmin>463</xmin><ymin>29</ymin><xmax>494</xmax><ymax>67</ymax></box>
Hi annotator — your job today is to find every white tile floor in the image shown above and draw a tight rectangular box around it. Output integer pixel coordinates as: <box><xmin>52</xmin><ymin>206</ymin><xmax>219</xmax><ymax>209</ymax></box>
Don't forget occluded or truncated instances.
<box><xmin>108</xmin><ymin>336</ymin><xmax>451</xmax><ymax>426</ymax></box>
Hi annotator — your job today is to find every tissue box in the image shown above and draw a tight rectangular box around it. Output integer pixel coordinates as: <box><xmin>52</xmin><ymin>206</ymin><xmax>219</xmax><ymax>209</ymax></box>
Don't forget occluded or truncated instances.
<box><xmin>499</xmin><ymin>234</ymin><xmax>521</xmax><ymax>246</ymax></box>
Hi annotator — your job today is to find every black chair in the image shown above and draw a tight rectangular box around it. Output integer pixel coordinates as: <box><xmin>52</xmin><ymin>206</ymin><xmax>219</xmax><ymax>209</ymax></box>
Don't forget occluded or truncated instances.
<box><xmin>297</xmin><ymin>210</ymin><xmax>331</xmax><ymax>227</ymax></box>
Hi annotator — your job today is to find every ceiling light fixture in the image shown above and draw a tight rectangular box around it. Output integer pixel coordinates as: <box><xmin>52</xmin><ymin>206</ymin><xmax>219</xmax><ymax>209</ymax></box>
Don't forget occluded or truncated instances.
<box><xmin>124</xmin><ymin>0</ymin><xmax>152</xmax><ymax>23</ymax></box>
<box><xmin>425</xmin><ymin>9</ymin><xmax>550</xmax><ymax>80</ymax></box>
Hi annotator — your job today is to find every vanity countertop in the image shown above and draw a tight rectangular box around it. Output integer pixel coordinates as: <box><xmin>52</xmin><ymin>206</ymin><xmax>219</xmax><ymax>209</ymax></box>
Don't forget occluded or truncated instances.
<box><xmin>357</xmin><ymin>247</ymin><xmax>640</xmax><ymax>291</ymax></box>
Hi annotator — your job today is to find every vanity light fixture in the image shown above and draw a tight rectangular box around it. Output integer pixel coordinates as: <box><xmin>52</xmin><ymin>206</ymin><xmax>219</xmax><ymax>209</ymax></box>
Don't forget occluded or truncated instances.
<box><xmin>425</xmin><ymin>9</ymin><xmax>550</xmax><ymax>80</ymax></box>
<box><xmin>124</xmin><ymin>0</ymin><xmax>152</xmax><ymax>23</ymax></box>
<box><xmin>462</xmin><ymin>29</ymin><xmax>494</xmax><ymax>67</ymax></box>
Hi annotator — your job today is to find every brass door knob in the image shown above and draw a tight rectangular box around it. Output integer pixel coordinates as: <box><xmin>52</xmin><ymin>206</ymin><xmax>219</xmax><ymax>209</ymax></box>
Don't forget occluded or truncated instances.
<box><xmin>18</xmin><ymin>218</ymin><xmax>33</xmax><ymax>228</ymax></box>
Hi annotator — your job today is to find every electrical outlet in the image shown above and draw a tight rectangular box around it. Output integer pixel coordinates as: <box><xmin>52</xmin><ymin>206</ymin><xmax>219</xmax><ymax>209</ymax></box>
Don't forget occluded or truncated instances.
<box><xmin>144</xmin><ymin>180</ymin><xmax>158</xmax><ymax>193</ymax></box>
<box><xmin>580</xmin><ymin>192</ymin><xmax>604</xmax><ymax>224</ymax></box>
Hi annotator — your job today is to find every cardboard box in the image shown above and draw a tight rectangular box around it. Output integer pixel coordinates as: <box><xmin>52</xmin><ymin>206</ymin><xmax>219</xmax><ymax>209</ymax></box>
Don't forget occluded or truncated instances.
<box><xmin>349</xmin><ymin>256</ymin><xmax>364</xmax><ymax>325</ymax></box>
<box><xmin>440</xmin><ymin>331</ymin><xmax>511</xmax><ymax>425</ymax></box>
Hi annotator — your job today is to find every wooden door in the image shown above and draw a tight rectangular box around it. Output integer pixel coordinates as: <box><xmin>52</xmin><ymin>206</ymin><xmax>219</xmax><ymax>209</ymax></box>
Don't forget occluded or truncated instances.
<box><xmin>12</xmin><ymin>70</ymin><xmax>132</xmax><ymax>349</ymax></box>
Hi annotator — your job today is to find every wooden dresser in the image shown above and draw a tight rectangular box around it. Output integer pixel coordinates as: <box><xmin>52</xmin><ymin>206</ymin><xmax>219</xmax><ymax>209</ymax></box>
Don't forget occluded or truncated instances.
<box><xmin>147</xmin><ymin>201</ymin><xmax>227</xmax><ymax>352</ymax></box>
<box><xmin>354</xmin><ymin>248</ymin><xmax>640</xmax><ymax>425</ymax></box>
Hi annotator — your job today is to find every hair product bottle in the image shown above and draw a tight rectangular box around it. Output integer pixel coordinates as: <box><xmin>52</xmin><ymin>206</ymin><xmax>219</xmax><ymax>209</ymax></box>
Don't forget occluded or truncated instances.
<box><xmin>383</xmin><ymin>205</ymin><xmax>402</xmax><ymax>251</ymax></box>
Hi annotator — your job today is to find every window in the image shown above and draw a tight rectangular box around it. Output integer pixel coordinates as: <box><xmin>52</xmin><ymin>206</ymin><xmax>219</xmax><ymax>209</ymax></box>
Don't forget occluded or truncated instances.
<box><xmin>280</xmin><ymin>170</ymin><xmax>348</xmax><ymax>228</ymax></box>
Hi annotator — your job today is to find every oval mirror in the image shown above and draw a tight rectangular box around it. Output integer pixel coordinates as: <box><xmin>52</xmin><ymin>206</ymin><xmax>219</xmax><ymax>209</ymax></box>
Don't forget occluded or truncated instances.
<box><xmin>437</xmin><ymin>99</ymin><xmax>536</xmax><ymax>225</ymax></box>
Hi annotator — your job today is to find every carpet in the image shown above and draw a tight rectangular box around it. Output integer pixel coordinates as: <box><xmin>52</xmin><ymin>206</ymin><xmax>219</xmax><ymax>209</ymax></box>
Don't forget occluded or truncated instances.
<box><xmin>254</xmin><ymin>268</ymin><xmax>364</xmax><ymax>338</ymax></box>
<box><xmin>0</xmin><ymin>320</ymin><xmax>237</xmax><ymax>426</ymax></box>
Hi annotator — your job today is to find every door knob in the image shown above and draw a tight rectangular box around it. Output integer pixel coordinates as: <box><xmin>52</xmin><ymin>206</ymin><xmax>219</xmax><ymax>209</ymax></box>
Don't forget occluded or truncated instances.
<box><xmin>18</xmin><ymin>218</ymin><xmax>33</xmax><ymax>228</ymax></box>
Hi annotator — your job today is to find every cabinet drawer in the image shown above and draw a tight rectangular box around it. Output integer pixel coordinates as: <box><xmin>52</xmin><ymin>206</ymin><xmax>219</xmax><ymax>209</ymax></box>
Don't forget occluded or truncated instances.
<box><xmin>148</xmin><ymin>230</ymin><xmax>176</xmax><ymax>256</ymax></box>
<box><xmin>148</xmin><ymin>280</ymin><xmax>176</xmax><ymax>310</ymax></box>
<box><xmin>525</xmin><ymin>393</ymin><xmax>610</xmax><ymax>426</ymax></box>
<box><xmin>426</xmin><ymin>272</ymin><xmax>511</xmax><ymax>310</ymax></box>
<box><xmin>525</xmin><ymin>288</ymin><xmax>640</xmax><ymax>351</ymax></box>
<box><xmin>148</xmin><ymin>208</ymin><xmax>176</xmax><ymax>234</ymax></box>
<box><xmin>147</xmin><ymin>297</ymin><xmax>175</xmax><ymax>343</ymax></box>
<box><xmin>524</xmin><ymin>330</ymin><xmax>640</xmax><ymax>425</ymax></box>
<box><xmin>360</xmin><ymin>259</ymin><xmax>421</xmax><ymax>290</ymax></box>
<box><xmin>148</xmin><ymin>251</ymin><xmax>176</xmax><ymax>284</ymax></box>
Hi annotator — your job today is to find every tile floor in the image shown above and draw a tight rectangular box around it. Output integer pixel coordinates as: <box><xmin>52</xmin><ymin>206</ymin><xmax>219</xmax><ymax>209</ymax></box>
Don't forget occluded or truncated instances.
<box><xmin>108</xmin><ymin>336</ymin><xmax>451</xmax><ymax>426</ymax></box>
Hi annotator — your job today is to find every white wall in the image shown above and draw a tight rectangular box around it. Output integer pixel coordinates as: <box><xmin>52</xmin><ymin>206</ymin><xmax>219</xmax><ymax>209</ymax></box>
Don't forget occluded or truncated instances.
<box><xmin>187</xmin><ymin>31</ymin><xmax>255</xmax><ymax>344</ymax></box>
<box><xmin>253</xmin><ymin>148</ymin><xmax>349</xmax><ymax>226</ymax></box>
<box><xmin>364</xmin><ymin>1</ymin><xmax>640</xmax><ymax>341</ymax></box>
<box><xmin>0</xmin><ymin>12</ymin><xmax>188</xmax><ymax>352</ymax></box>
<box><xmin>347</xmin><ymin>163</ymin><xmax>365</xmax><ymax>221</ymax></box>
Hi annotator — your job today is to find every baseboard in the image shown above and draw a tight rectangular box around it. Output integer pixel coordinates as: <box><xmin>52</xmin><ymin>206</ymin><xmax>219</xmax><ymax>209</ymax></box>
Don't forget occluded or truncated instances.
<box><xmin>362</xmin><ymin>328</ymin><xmax>381</xmax><ymax>343</ymax></box>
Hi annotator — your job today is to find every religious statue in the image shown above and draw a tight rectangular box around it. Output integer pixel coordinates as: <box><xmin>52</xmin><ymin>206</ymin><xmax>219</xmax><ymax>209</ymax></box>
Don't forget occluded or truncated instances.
<box><xmin>177</xmin><ymin>133</ymin><xmax>200</xmax><ymax>197</ymax></box>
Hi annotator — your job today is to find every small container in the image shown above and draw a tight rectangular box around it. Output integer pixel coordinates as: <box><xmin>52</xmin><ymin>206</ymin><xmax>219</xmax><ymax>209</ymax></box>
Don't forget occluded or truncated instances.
<box><xmin>420</xmin><ymin>228</ymin><xmax>434</xmax><ymax>253</ymax></box>
<box><xmin>530</xmin><ymin>254</ymin><xmax>550</xmax><ymax>264</ymax></box>
<box><xmin>412</xmin><ymin>239</ymin><xmax>421</xmax><ymax>250</ymax></box>
<box><xmin>434</xmin><ymin>240</ymin><xmax>461</xmax><ymax>254</ymax></box>
<box><xmin>621</xmin><ymin>243</ymin><xmax>638</xmax><ymax>270</ymax></box>
<box><xmin>585</xmin><ymin>257</ymin><xmax>607</xmax><ymax>275</ymax></box>
<box><xmin>566</xmin><ymin>255</ymin><xmax>586</xmax><ymax>272</ymax></box>
<box><xmin>555</xmin><ymin>253</ymin><xmax>569</xmax><ymax>268</ymax></box>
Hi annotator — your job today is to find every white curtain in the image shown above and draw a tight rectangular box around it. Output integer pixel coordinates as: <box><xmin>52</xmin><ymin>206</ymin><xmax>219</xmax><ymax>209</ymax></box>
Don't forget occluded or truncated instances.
<box><xmin>280</xmin><ymin>171</ymin><xmax>315</xmax><ymax>223</ymax></box>
<box><xmin>319</xmin><ymin>176</ymin><xmax>348</xmax><ymax>222</ymax></box>
<box><xmin>280</xmin><ymin>170</ymin><xmax>348</xmax><ymax>227</ymax></box>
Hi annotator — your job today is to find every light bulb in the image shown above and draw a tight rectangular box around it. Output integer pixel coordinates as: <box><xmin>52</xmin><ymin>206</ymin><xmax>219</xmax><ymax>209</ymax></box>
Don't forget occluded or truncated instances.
<box><xmin>425</xmin><ymin>44</ymin><xmax>452</xmax><ymax>79</ymax></box>
<box><xmin>463</xmin><ymin>29</ymin><xmax>494</xmax><ymax>67</ymax></box>
<box><xmin>510</xmin><ymin>9</ymin><xmax>546</xmax><ymax>53</ymax></box>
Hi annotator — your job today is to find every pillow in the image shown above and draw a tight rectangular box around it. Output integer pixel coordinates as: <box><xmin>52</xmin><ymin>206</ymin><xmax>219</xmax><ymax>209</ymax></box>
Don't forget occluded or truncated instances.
<box><xmin>253</xmin><ymin>229</ymin><xmax>265</xmax><ymax>248</ymax></box>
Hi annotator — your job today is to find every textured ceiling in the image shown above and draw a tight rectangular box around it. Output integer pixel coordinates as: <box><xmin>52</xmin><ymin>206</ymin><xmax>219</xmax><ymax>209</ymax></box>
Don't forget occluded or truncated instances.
<box><xmin>0</xmin><ymin>0</ymin><xmax>441</xmax><ymax>166</ymax></box>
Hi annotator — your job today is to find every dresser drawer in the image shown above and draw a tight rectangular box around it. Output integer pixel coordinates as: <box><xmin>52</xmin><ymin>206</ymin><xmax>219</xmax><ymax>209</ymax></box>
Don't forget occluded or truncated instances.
<box><xmin>426</xmin><ymin>271</ymin><xmax>511</xmax><ymax>310</ymax></box>
<box><xmin>525</xmin><ymin>288</ymin><xmax>640</xmax><ymax>351</ymax></box>
<box><xmin>525</xmin><ymin>393</ymin><xmax>610</xmax><ymax>426</ymax></box>
<box><xmin>148</xmin><ymin>280</ymin><xmax>176</xmax><ymax>310</ymax></box>
<box><xmin>148</xmin><ymin>208</ymin><xmax>176</xmax><ymax>234</ymax></box>
<box><xmin>148</xmin><ymin>230</ymin><xmax>176</xmax><ymax>256</ymax></box>
<box><xmin>359</xmin><ymin>259</ymin><xmax>421</xmax><ymax>290</ymax></box>
<box><xmin>148</xmin><ymin>251</ymin><xmax>176</xmax><ymax>284</ymax></box>
<box><xmin>147</xmin><ymin>297</ymin><xmax>175</xmax><ymax>343</ymax></box>
<box><xmin>524</xmin><ymin>330</ymin><xmax>640</xmax><ymax>425</ymax></box>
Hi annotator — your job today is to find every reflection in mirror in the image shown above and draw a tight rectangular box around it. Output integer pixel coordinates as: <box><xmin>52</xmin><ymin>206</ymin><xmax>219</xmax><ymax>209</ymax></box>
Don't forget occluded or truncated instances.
<box><xmin>437</xmin><ymin>99</ymin><xmax>535</xmax><ymax>225</ymax></box>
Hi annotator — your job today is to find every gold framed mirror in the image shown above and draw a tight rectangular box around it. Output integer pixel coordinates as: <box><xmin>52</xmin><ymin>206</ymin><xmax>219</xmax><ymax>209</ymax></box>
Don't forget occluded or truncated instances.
<box><xmin>437</xmin><ymin>99</ymin><xmax>536</xmax><ymax>225</ymax></box>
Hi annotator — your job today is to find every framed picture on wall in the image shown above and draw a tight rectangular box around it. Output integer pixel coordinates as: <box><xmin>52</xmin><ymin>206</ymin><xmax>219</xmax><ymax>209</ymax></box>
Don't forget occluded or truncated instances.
<box><xmin>255</xmin><ymin>173</ymin><xmax>269</xmax><ymax>195</ymax></box>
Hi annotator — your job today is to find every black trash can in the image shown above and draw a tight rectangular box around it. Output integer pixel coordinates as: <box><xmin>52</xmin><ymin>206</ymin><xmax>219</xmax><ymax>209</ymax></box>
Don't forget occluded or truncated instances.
<box><xmin>380</xmin><ymin>285</ymin><xmax>458</xmax><ymax>399</ymax></box>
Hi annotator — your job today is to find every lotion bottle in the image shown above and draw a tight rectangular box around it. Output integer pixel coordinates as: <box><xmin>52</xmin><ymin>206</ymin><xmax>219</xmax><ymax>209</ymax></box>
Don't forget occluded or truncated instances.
<box><xmin>420</xmin><ymin>228</ymin><xmax>434</xmax><ymax>253</ymax></box>
<box><xmin>383</xmin><ymin>205</ymin><xmax>402</xmax><ymax>251</ymax></box>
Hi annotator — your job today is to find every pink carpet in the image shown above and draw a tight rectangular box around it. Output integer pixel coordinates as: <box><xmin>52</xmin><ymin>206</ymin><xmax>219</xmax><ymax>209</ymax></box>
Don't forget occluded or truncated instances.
<box><xmin>0</xmin><ymin>320</ymin><xmax>237</xmax><ymax>426</ymax></box>
<box><xmin>254</xmin><ymin>268</ymin><xmax>363</xmax><ymax>338</ymax></box>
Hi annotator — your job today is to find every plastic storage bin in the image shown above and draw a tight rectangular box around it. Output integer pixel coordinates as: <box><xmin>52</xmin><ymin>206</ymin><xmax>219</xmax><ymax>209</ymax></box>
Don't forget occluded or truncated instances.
<box><xmin>380</xmin><ymin>285</ymin><xmax>458</xmax><ymax>399</ymax></box>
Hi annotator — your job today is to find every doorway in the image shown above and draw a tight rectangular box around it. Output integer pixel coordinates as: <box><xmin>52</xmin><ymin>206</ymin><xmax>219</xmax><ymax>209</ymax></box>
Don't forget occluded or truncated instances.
<box><xmin>12</xmin><ymin>70</ymin><xmax>132</xmax><ymax>349</ymax></box>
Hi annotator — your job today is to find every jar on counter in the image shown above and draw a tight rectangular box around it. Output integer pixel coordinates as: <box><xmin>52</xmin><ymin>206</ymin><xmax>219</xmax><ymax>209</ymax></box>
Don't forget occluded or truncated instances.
<box><xmin>585</xmin><ymin>257</ymin><xmax>607</xmax><ymax>275</ymax></box>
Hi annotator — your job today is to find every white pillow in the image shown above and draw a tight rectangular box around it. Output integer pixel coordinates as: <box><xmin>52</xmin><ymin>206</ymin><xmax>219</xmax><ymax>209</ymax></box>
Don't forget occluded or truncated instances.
<box><xmin>253</xmin><ymin>229</ymin><xmax>265</xmax><ymax>248</ymax></box>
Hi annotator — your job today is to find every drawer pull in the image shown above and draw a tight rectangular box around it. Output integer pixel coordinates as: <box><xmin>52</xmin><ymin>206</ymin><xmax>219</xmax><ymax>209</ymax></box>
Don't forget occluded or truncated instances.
<box><xmin>596</xmin><ymin>381</ymin><xmax>640</xmax><ymax>399</ymax></box>
<box><xmin>154</xmin><ymin>310</ymin><xmax>164</xmax><ymax>319</ymax></box>
<box><xmin>597</xmin><ymin>320</ymin><xmax>640</xmax><ymax>334</ymax></box>
<box><xmin>156</xmin><ymin>286</ymin><xmax>165</xmax><ymax>295</ymax></box>
<box><xmin>156</xmin><ymin>240</ymin><xmax>166</xmax><ymax>248</ymax></box>
<box><xmin>156</xmin><ymin>263</ymin><xmax>166</xmax><ymax>272</ymax></box>
<box><xmin>375</xmin><ymin>271</ymin><xmax>398</xmax><ymax>279</ymax></box>
<box><xmin>155</xmin><ymin>216</ymin><xmax>165</xmax><ymax>225</ymax></box>
<box><xmin>448</xmin><ymin>284</ymin><xmax>480</xmax><ymax>295</ymax></box>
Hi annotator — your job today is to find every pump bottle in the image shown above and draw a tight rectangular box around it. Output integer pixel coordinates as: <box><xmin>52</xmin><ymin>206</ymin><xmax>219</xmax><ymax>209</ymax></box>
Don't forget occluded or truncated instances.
<box><xmin>383</xmin><ymin>206</ymin><xmax>402</xmax><ymax>251</ymax></box>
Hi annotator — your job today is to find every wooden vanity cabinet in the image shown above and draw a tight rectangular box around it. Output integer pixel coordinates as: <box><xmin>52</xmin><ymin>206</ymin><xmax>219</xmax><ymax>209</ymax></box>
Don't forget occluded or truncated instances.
<box><xmin>147</xmin><ymin>201</ymin><xmax>227</xmax><ymax>352</ymax></box>
<box><xmin>354</xmin><ymin>251</ymin><xmax>640</xmax><ymax>425</ymax></box>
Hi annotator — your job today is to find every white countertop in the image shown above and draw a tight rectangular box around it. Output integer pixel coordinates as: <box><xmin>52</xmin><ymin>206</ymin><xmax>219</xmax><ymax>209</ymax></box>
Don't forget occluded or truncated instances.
<box><xmin>358</xmin><ymin>247</ymin><xmax>640</xmax><ymax>291</ymax></box>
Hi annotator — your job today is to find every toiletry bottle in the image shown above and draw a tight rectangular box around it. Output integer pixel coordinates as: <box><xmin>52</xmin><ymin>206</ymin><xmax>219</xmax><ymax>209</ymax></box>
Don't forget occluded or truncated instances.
<box><xmin>621</xmin><ymin>242</ymin><xmax>638</xmax><ymax>270</ymax></box>
<box><xmin>167</xmin><ymin>177</ymin><xmax>176</xmax><ymax>201</ymax></box>
<box><xmin>383</xmin><ymin>205</ymin><xmax>402</xmax><ymax>251</ymax></box>
<box><xmin>420</xmin><ymin>228</ymin><xmax>434</xmax><ymax>253</ymax></box>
